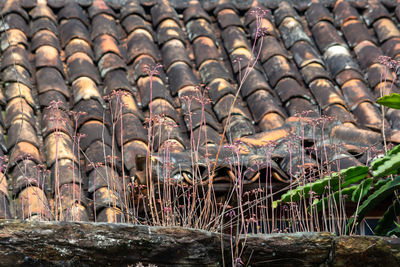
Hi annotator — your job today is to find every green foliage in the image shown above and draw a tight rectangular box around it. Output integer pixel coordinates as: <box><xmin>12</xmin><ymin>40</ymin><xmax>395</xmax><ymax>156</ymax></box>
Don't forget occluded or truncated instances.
<box><xmin>310</xmin><ymin>185</ymin><xmax>358</xmax><ymax>212</ymax></box>
<box><xmin>376</xmin><ymin>93</ymin><xmax>400</xmax><ymax>109</ymax></box>
<box><xmin>346</xmin><ymin>176</ymin><xmax>400</xmax><ymax>234</ymax></box>
<box><xmin>272</xmin><ymin>166</ymin><xmax>369</xmax><ymax>208</ymax></box>
<box><xmin>351</xmin><ymin>177</ymin><xmax>373</xmax><ymax>202</ymax></box>
<box><xmin>371</xmin><ymin>145</ymin><xmax>400</xmax><ymax>178</ymax></box>
<box><xmin>274</xmin><ymin>144</ymin><xmax>400</xmax><ymax>236</ymax></box>
<box><xmin>374</xmin><ymin>201</ymin><xmax>400</xmax><ymax>236</ymax></box>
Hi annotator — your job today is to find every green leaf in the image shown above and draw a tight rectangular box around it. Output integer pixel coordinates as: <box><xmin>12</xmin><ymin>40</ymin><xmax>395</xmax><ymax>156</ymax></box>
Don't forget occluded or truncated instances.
<box><xmin>273</xmin><ymin>166</ymin><xmax>369</xmax><ymax>208</ymax></box>
<box><xmin>374</xmin><ymin>200</ymin><xmax>400</xmax><ymax>236</ymax></box>
<box><xmin>374</xmin><ymin>178</ymin><xmax>391</xmax><ymax>191</ymax></box>
<box><xmin>386</xmin><ymin>226</ymin><xmax>400</xmax><ymax>237</ymax></box>
<box><xmin>371</xmin><ymin>144</ymin><xmax>400</xmax><ymax>178</ymax></box>
<box><xmin>377</xmin><ymin>93</ymin><xmax>400</xmax><ymax>109</ymax></box>
<box><xmin>346</xmin><ymin>176</ymin><xmax>400</xmax><ymax>234</ymax></box>
<box><xmin>309</xmin><ymin>185</ymin><xmax>358</xmax><ymax>213</ymax></box>
<box><xmin>351</xmin><ymin>177</ymin><xmax>373</xmax><ymax>202</ymax></box>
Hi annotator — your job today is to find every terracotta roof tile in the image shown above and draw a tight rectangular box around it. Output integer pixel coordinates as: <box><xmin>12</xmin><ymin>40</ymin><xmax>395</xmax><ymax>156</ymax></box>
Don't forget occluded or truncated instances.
<box><xmin>1</xmin><ymin>29</ymin><xmax>27</xmax><ymax>51</ymax></box>
<box><xmin>58</xmin><ymin>2</ymin><xmax>89</xmax><ymax>26</ymax></box>
<box><xmin>30</xmin><ymin>3</ymin><xmax>57</xmax><ymax>22</ymax></box>
<box><xmin>0</xmin><ymin>0</ymin><xmax>399</xmax><ymax>222</ymax></box>
<box><xmin>31</xmin><ymin>29</ymin><xmax>60</xmax><ymax>51</ymax></box>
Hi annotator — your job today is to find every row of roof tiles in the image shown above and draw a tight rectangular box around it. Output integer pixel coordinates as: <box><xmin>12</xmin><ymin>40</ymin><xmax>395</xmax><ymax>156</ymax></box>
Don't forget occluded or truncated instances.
<box><xmin>0</xmin><ymin>0</ymin><xmax>399</xmax><ymax>222</ymax></box>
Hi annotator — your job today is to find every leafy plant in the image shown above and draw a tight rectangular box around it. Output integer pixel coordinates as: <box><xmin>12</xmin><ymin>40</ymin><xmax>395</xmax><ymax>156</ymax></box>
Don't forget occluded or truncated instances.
<box><xmin>273</xmin><ymin>144</ymin><xmax>400</xmax><ymax>236</ymax></box>
<box><xmin>376</xmin><ymin>93</ymin><xmax>400</xmax><ymax>110</ymax></box>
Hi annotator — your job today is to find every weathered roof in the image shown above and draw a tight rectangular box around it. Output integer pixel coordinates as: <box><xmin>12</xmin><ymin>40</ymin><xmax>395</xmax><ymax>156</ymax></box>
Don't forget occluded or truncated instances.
<box><xmin>0</xmin><ymin>0</ymin><xmax>399</xmax><ymax>222</ymax></box>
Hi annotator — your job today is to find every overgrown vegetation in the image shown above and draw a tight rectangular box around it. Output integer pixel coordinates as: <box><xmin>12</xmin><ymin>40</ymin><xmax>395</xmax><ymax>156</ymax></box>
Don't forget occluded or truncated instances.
<box><xmin>2</xmin><ymin>4</ymin><xmax>400</xmax><ymax>267</ymax></box>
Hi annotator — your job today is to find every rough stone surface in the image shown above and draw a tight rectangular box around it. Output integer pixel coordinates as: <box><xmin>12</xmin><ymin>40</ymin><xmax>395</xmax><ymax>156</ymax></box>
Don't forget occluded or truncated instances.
<box><xmin>0</xmin><ymin>220</ymin><xmax>399</xmax><ymax>266</ymax></box>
